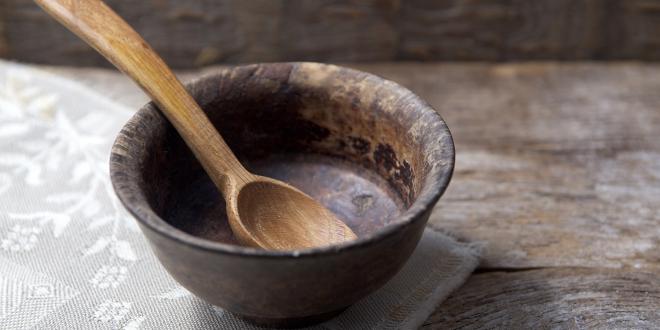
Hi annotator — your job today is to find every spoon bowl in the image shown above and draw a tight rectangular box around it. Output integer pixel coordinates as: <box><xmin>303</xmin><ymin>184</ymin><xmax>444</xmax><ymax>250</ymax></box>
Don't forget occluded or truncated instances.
<box><xmin>231</xmin><ymin>177</ymin><xmax>357</xmax><ymax>250</ymax></box>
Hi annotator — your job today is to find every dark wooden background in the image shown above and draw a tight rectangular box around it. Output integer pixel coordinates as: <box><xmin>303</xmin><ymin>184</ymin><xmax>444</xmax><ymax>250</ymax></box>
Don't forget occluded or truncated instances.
<box><xmin>4</xmin><ymin>0</ymin><xmax>660</xmax><ymax>68</ymax></box>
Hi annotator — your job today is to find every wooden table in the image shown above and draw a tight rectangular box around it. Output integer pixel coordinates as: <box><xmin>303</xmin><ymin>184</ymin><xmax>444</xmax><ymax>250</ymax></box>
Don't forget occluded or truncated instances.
<box><xmin>49</xmin><ymin>62</ymin><xmax>660</xmax><ymax>329</ymax></box>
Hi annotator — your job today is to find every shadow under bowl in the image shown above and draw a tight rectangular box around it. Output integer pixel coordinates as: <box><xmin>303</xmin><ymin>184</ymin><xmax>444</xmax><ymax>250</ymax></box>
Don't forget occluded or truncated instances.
<box><xmin>109</xmin><ymin>62</ymin><xmax>454</xmax><ymax>327</ymax></box>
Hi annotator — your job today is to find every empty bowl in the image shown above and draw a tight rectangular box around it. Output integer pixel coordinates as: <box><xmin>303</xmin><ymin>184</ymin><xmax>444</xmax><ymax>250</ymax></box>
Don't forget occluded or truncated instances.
<box><xmin>110</xmin><ymin>62</ymin><xmax>454</xmax><ymax>326</ymax></box>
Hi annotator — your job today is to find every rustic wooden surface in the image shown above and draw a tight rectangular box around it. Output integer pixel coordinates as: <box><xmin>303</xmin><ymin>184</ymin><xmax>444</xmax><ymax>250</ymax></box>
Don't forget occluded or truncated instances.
<box><xmin>424</xmin><ymin>268</ymin><xmax>660</xmax><ymax>329</ymax></box>
<box><xmin>7</xmin><ymin>0</ymin><xmax>660</xmax><ymax>67</ymax></box>
<box><xmin>44</xmin><ymin>62</ymin><xmax>660</xmax><ymax>328</ymax></box>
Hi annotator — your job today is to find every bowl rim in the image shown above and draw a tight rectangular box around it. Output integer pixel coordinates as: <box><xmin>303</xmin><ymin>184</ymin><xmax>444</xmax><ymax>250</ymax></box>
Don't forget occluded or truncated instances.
<box><xmin>109</xmin><ymin>62</ymin><xmax>455</xmax><ymax>259</ymax></box>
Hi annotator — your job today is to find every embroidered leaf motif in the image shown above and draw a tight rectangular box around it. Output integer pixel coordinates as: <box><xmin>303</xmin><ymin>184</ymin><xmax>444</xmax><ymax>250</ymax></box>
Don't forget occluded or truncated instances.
<box><xmin>0</xmin><ymin>98</ymin><xmax>22</xmax><ymax>117</ymax></box>
<box><xmin>0</xmin><ymin>122</ymin><xmax>31</xmax><ymax>138</ymax></box>
<box><xmin>113</xmin><ymin>240</ymin><xmax>137</xmax><ymax>261</ymax></box>
<box><xmin>9</xmin><ymin>212</ymin><xmax>71</xmax><ymax>237</ymax></box>
<box><xmin>83</xmin><ymin>236</ymin><xmax>111</xmax><ymax>257</ymax></box>
<box><xmin>26</xmin><ymin>93</ymin><xmax>58</xmax><ymax>115</ymax></box>
<box><xmin>51</xmin><ymin>214</ymin><xmax>71</xmax><ymax>237</ymax></box>
<box><xmin>0</xmin><ymin>153</ymin><xmax>31</xmax><ymax>167</ymax></box>
<box><xmin>124</xmin><ymin>217</ymin><xmax>140</xmax><ymax>232</ymax></box>
<box><xmin>71</xmin><ymin>162</ymin><xmax>92</xmax><ymax>184</ymax></box>
<box><xmin>123</xmin><ymin>316</ymin><xmax>145</xmax><ymax>330</ymax></box>
<box><xmin>46</xmin><ymin>192</ymin><xmax>85</xmax><ymax>204</ymax></box>
<box><xmin>17</xmin><ymin>139</ymin><xmax>50</xmax><ymax>152</ymax></box>
<box><xmin>82</xmin><ymin>199</ymin><xmax>102</xmax><ymax>217</ymax></box>
<box><xmin>24</xmin><ymin>163</ymin><xmax>43</xmax><ymax>186</ymax></box>
<box><xmin>45</xmin><ymin>152</ymin><xmax>63</xmax><ymax>171</ymax></box>
<box><xmin>157</xmin><ymin>286</ymin><xmax>192</xmax><ymax>300</ymax></box>
<box><xmin>0</xmin><ymin>173</ymin><xmax>11</xmax><ymax>195</ymax></box>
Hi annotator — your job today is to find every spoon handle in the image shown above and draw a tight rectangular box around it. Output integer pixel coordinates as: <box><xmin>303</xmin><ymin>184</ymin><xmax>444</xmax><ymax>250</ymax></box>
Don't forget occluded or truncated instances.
<box><xmin>35</xmin><ymin>0</ymin><xmax>252</xmax><ymax>189</ymax></box>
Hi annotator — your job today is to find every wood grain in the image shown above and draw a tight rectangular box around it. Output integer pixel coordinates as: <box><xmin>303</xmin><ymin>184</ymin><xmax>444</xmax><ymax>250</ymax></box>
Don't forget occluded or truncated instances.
<box><xmin>41</xmin><ymin>62</ymin><xmax>660</xmax><ymax>327</ymax></box>
<box><xmin>44</xmin><ymin>62</ymin><xmax>660</xmax><ymax>269</ymax></box>
<box><xmin>425</xmin><ymin>268</ymin><xmax>660</xmax><ymax>329</ymax></box>
<box><xmin>8</xmin><ymin>0</ymin><xmax>660</xmax><ymax>67</ymax></box>
<box><xmin>0</xmin><ymin>0</ymin><xmax>8</xmax><ymax>58</ymax></box>
<box><xmin>350</xmin><ymin>62</ymin><xmax>660</xmax><ymax>271</ymax></box>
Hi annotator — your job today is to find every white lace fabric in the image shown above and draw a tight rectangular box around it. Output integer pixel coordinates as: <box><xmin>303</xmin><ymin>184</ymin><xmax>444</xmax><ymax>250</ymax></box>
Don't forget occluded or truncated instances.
<box><xmin>0</xmin><ymin>60</ymin><xmax>478</xmax><ymax>329</ymax></box>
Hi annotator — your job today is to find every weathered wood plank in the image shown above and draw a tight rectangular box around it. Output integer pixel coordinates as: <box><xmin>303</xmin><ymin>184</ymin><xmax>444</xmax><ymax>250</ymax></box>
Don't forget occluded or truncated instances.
<box><xmin>351</xmin><ymin>63</ymin><xmax>660</xmax><ymax>270</ymax></box>
<box><xmin>424</xmin><ymin>268</ymin><xmax>660</xmax><ymax>329</ymax></box>
<box><xmin>0</xmin><ymin>0</ymin><xmax>8</xmax><ymax>57</ymax></box>
<box><xmin>2</xmin><ymin>0</ymin><xmax>398</xmax><ymax>67</ymax></box>
<box><xmin>45</xmin><ymin>63</ymin><xmax>660</xmax><ymax>270</ymax></box>
<box><xmin>39</xmin><ymin>63</ymin><xmax>660</xmax><ymax>328</ymax></box>
<box><xmin>399</xmin><ymin>0</ymin><xmax>603</xmax><ymax>60</ymax></box>
<box><xmin>6</xmin><ymin>1</ymin><xmax>660</xmax><ymax>67</ymax></box>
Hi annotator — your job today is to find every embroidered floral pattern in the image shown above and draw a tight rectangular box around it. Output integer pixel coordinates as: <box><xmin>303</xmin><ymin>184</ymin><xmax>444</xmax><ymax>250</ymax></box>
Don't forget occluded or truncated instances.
<box><xmin>90</xmin><ymin>265</ymin><xmax>128</xmax><ymax>289</ymax></box>
<box><xmin>0</xmin><ymin>62</ymin><xmax>156</xmax><ymax>328</ymax></box>
<box><xmin>93</xmin><ymin>300</ymin><xmax>132</xmax><ymax>322</ymax></box>
<box><xmin>1</xmin><ymin>225</ymin><xmax>41</xmax><ymax>252</ymax></box>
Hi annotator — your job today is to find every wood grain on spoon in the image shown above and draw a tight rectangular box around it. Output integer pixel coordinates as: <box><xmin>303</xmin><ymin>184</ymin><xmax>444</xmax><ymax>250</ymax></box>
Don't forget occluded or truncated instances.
<box><xmin>35</xmin><ymin>0</ymin><xmax>357</xmax><ymax>250</ymax></box>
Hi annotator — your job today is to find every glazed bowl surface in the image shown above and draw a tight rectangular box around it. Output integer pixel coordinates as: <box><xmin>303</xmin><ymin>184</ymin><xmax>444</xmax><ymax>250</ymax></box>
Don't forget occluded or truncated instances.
<box><xmin>110</xmin><ymin>62</ymin><xmax>454</xmax><ymax>326</ymax></box>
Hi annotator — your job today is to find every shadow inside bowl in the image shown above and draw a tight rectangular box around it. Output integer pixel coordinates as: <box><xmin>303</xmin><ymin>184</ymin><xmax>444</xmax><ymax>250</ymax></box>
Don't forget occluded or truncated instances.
<box><xmin>140</xmin><ymin>63</ymin><xmax>430</xmax><ymax>248</ymax></box>
<box><xmin>165</xmin><ymin>153</ymin><xmax>405</xmax><ymax>245</ymax></box>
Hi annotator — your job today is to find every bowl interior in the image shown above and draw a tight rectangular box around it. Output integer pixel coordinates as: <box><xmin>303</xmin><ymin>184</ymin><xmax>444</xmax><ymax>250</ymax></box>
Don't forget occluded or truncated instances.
<box><xmin>139</xmin><ymin>63</ymin><xmax>441</xmax><ymax>247</ymax></box>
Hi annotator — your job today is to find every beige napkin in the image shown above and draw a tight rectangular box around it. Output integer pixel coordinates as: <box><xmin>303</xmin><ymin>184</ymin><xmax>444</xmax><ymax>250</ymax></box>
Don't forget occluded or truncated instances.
<box><xmin>0</xmin><ymin>60</ymin><xmax>479</xmax><ymax>329</ymax></box>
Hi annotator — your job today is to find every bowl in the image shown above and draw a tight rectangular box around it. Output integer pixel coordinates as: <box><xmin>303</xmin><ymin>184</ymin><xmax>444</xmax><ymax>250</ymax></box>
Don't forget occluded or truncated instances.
<box><xmin>109</xmin><ymin>62</ymin><xmax>454</xmax><ymax>326</ymax></box>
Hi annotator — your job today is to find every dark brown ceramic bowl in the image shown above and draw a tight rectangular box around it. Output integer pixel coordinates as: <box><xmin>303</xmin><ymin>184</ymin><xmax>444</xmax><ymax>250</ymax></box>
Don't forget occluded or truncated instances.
<box><xmin>110</xmin><ymin>62</ymin><xmax>454</xmax><ymax>327</ymax></box>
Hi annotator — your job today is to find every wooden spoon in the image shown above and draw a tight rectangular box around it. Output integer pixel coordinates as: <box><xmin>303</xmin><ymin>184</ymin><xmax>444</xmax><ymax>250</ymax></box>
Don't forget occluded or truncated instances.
<box><xmin>35</xmin><ymin>0</ymin><xmax>357</xmax><ymax>250</ymax></box>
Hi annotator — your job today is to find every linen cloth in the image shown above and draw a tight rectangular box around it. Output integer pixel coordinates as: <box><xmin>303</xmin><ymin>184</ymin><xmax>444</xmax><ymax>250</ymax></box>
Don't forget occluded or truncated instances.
<box><xmin>0</xmin><ymin>60</ymin><xmax>479</xmax><ymax>329</ymax></box>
